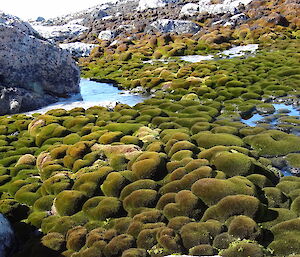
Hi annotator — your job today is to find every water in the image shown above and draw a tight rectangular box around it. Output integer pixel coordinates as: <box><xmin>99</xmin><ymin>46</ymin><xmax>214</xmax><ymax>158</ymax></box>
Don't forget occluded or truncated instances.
<box><xmin>25</xmin><ymin>79</ymin><xmax>148</xmax><ymax>114</ymax></box>
<box><xmin>241</xmin><ymin>103</ymin><xmax>300</xmax><ymax>132</ymax></box>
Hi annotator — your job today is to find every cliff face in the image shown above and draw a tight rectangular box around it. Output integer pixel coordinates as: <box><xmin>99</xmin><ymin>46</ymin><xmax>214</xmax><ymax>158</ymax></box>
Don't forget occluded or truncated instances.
<box><xmin>0</xmin><ymin>13</ymin><xmax>80</xmax><ymax>115</ymax></box>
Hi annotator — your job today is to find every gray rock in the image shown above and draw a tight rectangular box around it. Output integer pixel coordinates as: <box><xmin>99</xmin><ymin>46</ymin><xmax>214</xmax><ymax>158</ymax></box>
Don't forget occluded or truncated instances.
<box><xmin>0</xmin><ymin>214</ymin><xmax>14</xmax><ymax>257</ymax></box>
<box><xmin>0</xmin><ymin>13</ymin><xmax>80</xmax><ymax>114</ymax></box>
<box><xmin>146</xmin><ymin>19</ymin><xmax>201</xmax><ymax>34</ymax></box>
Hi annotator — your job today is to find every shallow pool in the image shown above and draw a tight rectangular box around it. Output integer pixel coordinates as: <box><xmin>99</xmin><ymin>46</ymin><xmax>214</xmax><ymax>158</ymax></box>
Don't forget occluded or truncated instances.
<box><xmin>25</xmin><ymin>79</ymin><xmax>148</xmax><ymax>114</ymax></box>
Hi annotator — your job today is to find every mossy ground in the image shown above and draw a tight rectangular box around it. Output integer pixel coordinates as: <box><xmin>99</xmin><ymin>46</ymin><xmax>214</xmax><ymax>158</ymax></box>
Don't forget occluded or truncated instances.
<box><xmin>1</xmin><ymin>37</ymin><xmax>300</xmax><ymax>257</ymax></box>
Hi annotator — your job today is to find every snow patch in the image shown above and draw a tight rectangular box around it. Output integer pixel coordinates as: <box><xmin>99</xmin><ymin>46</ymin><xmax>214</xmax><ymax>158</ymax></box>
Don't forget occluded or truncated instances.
<box><xmin>137</xmin><ymin>0</ymin><xmax>179</xmax><ymax>11</ymax></box>
<box><xmin>198</xmin><ymin>0</ymin><xmax>253</xmax><ymax>14</ymax></box>
<box><xmin>59</xmin><ymin>42</ymin><xmax>98</xmax><ymax>57</ymax></box>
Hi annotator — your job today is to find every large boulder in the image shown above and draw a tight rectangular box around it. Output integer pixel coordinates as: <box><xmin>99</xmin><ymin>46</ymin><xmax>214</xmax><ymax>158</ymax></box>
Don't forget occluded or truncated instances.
<box><xmin>146</xmin><ymin>19</ymin><xmax>201</xmax><ymax>34</ymax></box>
<box><xmin>0</xmin><ymin>214</ymin><xmax>14</xmax><ymax>257</ymax></box>
<box><xmin>0</xmin><ymin>13</ymin><xmax>80</xmax><ymax>115</ymax></box>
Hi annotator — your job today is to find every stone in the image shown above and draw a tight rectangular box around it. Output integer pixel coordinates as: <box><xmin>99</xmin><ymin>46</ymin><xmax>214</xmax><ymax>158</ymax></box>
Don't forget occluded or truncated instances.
<box><xmin>146</xmin><ymin>19</ymin><xmax>201</xmax><ymax>34</ymax></box>
<box><xmin>0</xmin><ymin>214</ymin><xmax>14</xmax><ymax>257</ymax></box>
<box><xmin>0</xmin><ymin>12</ymin><xmax>80</xmax><ymax>114</ymax></box>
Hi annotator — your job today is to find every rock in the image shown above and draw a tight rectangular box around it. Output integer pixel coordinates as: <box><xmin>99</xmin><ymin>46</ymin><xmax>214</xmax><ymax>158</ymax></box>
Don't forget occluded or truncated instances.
<box><xmin>180</xmin><ymin>3</ymin><xmax>200</xmax><ymax>17</ymax></box>
<box><xmin>223</xmin><ymin>13</ymin><xmax>248</xmax><ymax>26</ymax></box>
<box><xmin>0</xmin><ymin>12</ymin><xmax>80</xmax><ymax>114</ymax></box>
<box><xmin>32</xmin><ymin>22</ymin><xmax>89</xmax><ymax>42</ymax></box>
<box><xmin>36</xmin><ymin>16</ymin><xmax>45</xmax><ymax>22</ymax></box>
<box><xmin>198</xmin><ymin>0</ymin><xmax>253</xmax><ymax>15</ymax></box>
<box><xmin>0</xmin><ymin>214</ymin><xmax>14</xmax><ymax>257</ymax></box>
<box><xmin>266</xmin><ymin>13</ymin><xmax>290</xmax><ymax>26</ymax></box>
<box><xmin>98</xmin><ymin>30</ymin><xmax>116</xmax><ymax>41</ymax></box>
<box><xmin>146</xmin><ymin>19</ymin><xmax>201</xmax><ymax>34</ymax></box>
<box><xmin>59</xmin><ymin>42</ymin><xmax>98</xmax><ymax>58</ymax></box>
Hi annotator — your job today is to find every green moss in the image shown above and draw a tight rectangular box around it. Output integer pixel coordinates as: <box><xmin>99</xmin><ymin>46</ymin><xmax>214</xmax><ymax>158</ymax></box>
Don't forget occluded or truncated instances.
<box><xmin>101</xmin><ymin>172</ymin><xmax>129</xmax><ymax>197</ymax></box>
<box><xmin>99</xmin><ymin>131</ymin><xmax>124</xmax><ymax>144</ymax></box>
<box><xmin>191</xmin><ymin>176</ymin><xmax>256</xmax><ymax>206</ymax></box>
<box><xmin>35</xmin><ymin>123</ymin><xmax>69</xmax><ymax>147</ymax></box>
<box><xmin>121</xmin><ymin>248</ymin><xmax>148</xmax><ymax>257</ymax></box>
<box><xmin>82</xmin><ymin>196</ymin><xmax>124</xmax><ymax>221</ymax></box>
<box><xmin>27</xmin><ymin>211</ymin><xmax>49</xmax><ymax>227</ymax></box>
<box><xmin>73</xmin><ymin>169</ymin><xmax>112</xmax><ymax>197</ymax></box>
<box><xmin>0</xmin><ymin>198</ymin><xmax>29</xmax><ymax>221</ymax></box>
<box><xmin>221</xmin><ymin>241</ymin><xmax>265</xmax><ymax>257</ymax></box>
<box><xmin>14</xmin><ymin>183</ymin><xmax>41</xmax><ymax>206</ymax></box>
<box><xmin>131</xmin><ymin>152</ymin><xmax>166</xmax><ymax>180</ymax></box>
<box><xmin>103</xmin><ymin>123</ymin><xmax>143</xmax><ymax>135</ymax></box>
<box><xmin>103</xmin><ymin>234</ymin><xmax>135</xmax><ymax>257</ymax></box>
<box><xmin>192</xmin><ymin>131</ymin><xmax>244</xmax><ymax>148</ymax></box>
<box><xmin>189</xmin><ymin>244</ymin><xmax>215</xmax><ymax>256</ymax></box>
<box><xmin>119</xmin><ymin>181</ymin><xmax>156</xmax><ymax>203</ymax></box>
<box><xmin>163</xmin><ymin>190</ymin><xmax>203</xmax><ymax>220</ymax></box>
<box><xmin>262</xmin><ymin>187</ymin><xmax>290</xmax><ymax>208</ymax></box>
<box><xmin>66</xmin><ymin>226</ymin><xmax>87</xmax><ymax>251</ymax></box>
<box><xmin>63</xmin><ymin>133</ymin><xmax>81</xmax><ymax>145</ymax></box>
<box><xmin>159</xmin><ymin>166</ymin><xmax>214</xmax><ymax>195</ymax></box>
<box><xmin>269</xmin><ymin>218</ymin><xmax>300</xmax><ymax>255</ymax></box>
<box><xmin>33</xmin><ymin>195</ymin><xmax>55</xmax><ymax>212</ymax></box>
<box><xmin>55</xmin><ymin>190</ymin><xmax>87</xmax><ymax>216</ymax></box>
<box><xmin>42</xmin><ymin>174</ymin><xmax>73</xmax><ymax>195</ymax></box>
<box><xmin>210</xmin><ymin>151</ymin><xmax>253</xmax><ymax>177</ymax></box>
<box><xmin>180</xmin><ymin>220</ymin><xmax>222</xmax><ymax>250</ymax></box>
<box><xmin>213</xmin><ymin>232</ymin><xmax>235</xmax><ymax>250</ymax></box>
<box><xmin>41</xmin><ymin>232</ymin><xmax>66</xmax><ymax>252</ymax></box>
<box><xmin>244</xmin><ymin>130</ymin><xmax>300</xmax><ymax>157</ymax></box>
<box><xmin>201</xmin><ymin>195</ymin><xmax>266</xmax><ymax>222</ymax></box>
<box><xmin>123</xmin><ymin>189</ymin><xmax>158</xmax><ymax>214</ymax></box>
<box><xmin>227</xmin><ymin>215</ymin><xmax>260</xmax><ymax>240</ymax></box>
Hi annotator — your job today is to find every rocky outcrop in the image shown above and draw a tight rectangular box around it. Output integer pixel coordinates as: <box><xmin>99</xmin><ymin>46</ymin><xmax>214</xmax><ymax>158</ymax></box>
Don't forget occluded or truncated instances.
<box><xmin>146</xmin><ymin>19</ymin><xmax>201</xmax><ymax>34</ymax></box>
<box><xmin>0</xmin><ymin>214</ymin><xmax>14</xmax><ymax>257</ymax></box>
<box><xmin>0</xmin><ymin>13</ymin><xmax>80</xmax><ymax>115</ymax></box>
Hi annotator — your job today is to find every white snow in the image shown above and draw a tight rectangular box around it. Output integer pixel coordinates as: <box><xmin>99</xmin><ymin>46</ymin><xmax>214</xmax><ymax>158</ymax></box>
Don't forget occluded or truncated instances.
<box><xmin>137</xmin><ymin>0</ymin><xmax>179</xmax><ymax>11</ymax></box>
<box><xmin>180</xmin><ymin>3</ymin><xmax>199</xmax><ymax>16</ymax></box>
<box><xmin>59</xmin><ymin>42</ymin><xmax>98</xmax><ymax>57</ymax></box>
<box><xmin>98</xmin><ymin>30</ymin><xmax>116</xmax><ymax>41</ymax></box>
<box><xmin>198</xmin><ymin>0</ymin><xmax>254</xmax><ymax>14</ymax></box>
<box><xmin>33</xmin><ymin>23</ymin><xmax>89</xmax><ymax>40</ymax></box>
